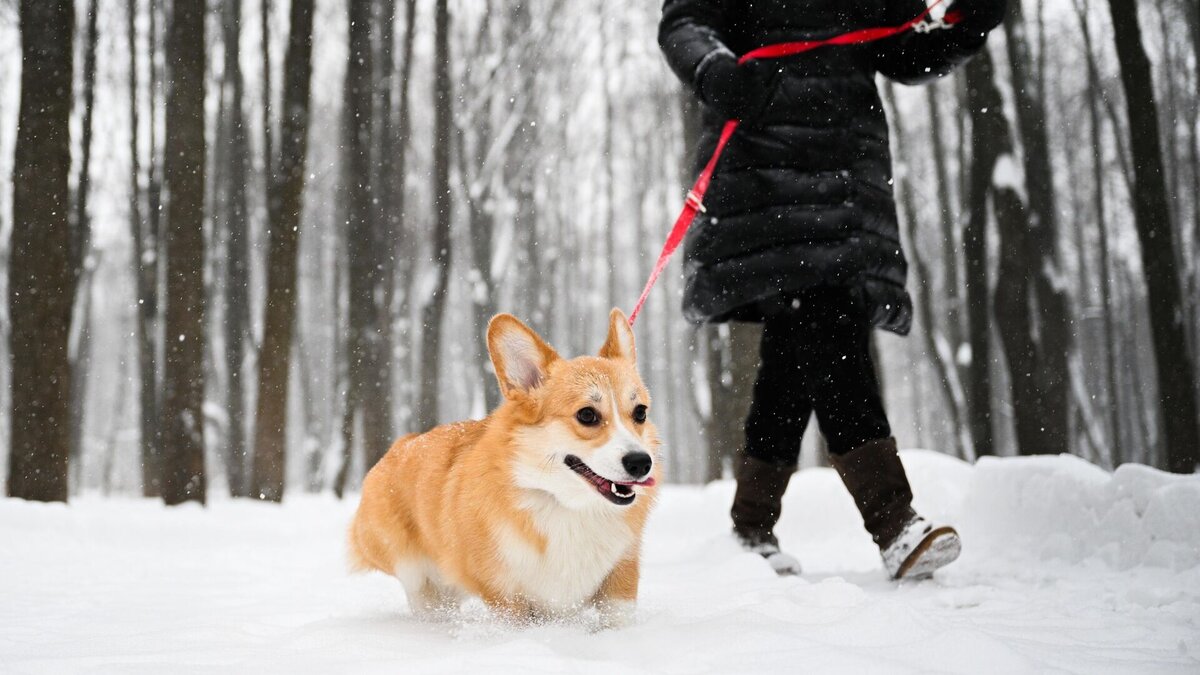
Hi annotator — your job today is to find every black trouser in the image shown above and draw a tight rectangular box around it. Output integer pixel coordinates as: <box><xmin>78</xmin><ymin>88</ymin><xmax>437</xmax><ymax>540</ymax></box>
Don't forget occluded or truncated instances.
<box><xmin>744</xmin><ymin>288</ymin><xmax>891</xmax><ymax>462</ymax></box>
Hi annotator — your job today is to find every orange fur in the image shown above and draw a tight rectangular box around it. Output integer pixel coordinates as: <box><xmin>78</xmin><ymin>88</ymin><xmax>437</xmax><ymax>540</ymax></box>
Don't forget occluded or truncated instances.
<box><xmin>349</xmin><ymin>309</ymin><xmax>661</xmax><ymax>625</ymax></box>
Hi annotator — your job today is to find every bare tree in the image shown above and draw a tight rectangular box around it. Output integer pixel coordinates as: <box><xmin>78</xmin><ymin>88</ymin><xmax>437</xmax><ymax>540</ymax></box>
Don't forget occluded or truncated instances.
<box><xmin>455</xmin><ymin>4</ymin><xmax>500</xmax><ymax>414</ymax></box>
<box><xmin>371</xmin><ymin>0</ymin><xmax>399</xmax><ymax>431</ymax></box>
<box><xmin>339</xmin><ymin>0</ymin><xmax>392</xmax><ymax>486</ymax></box>
<box><xmin>68</xmin><ymin>0</ymin><xmax>100</xmax><ymax>487</ymax></box>
<box><xmin>389</xmin><ymin>0</ymin><xmax>419</xmax><ymax>432</ymax></box>
<box><xmin>7</xmin><ymin>0</ymin><xmax>75</xmax><ymax>502</ymax></box>
<box><xmin>885</xmin><ymin>82</ymin><xmax>970</xmax><ymax>459</ymax></box>
<box><xmin>127</xmin><ymin>0</ymin><xmax>163</xmax><ymax>497</ymax></box>
<box><xmin>260</xmin><ymin>0</ymin><xmax>273</xmax><ymax>180</ymax></box>
<box><xmin>1073</xmin><ymin>0</ymin><xmax>1124</xmax><ymax>464</ymax></box>
<box><xmin>1106</xmin><ymin>0</ymin><xmax>1200</xmax><ymax>472</ymax></box>
<box><xmin>508</xmin><ymin>0</ymin><xmax>541</xmax><ymax>326</ymax></box>
<box><xmin>251</xmin><ymin>0</ymin><xmax>316</xmax><ymax>502</ymax></box>
<box><xmin>220</xmin><ymin>0</ymin><xmax>252</xmax><ymax>497</ymax></box>
<box><xmin>160</xmin><ymin>0</ymin><xmax>209</xmax><ymax>505</ymax></box>
<box><xmin>1001</xmin><ymin>0</ymin><xmax>1071</xmax><ymax>456</ymax></box>
<box><xmin>962</xmin><ymin>53</ymin><xmax>999</xmax><ymax>458</ymax></box>
<box><xmin>415</xmin><ymin>0</ymin><xmax>454</xmax><ymax>432</ymax></box>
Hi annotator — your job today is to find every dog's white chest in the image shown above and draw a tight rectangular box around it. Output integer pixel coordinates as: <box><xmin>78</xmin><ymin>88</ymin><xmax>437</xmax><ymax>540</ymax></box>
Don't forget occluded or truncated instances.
<box><xmin>495</xmin><ymin>498</ymin><xmax>634</xmax><ymax>613</ymax></box>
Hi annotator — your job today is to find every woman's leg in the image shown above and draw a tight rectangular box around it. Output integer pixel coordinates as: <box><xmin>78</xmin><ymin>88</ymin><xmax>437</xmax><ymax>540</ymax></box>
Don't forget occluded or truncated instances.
<box><xmin>794</xmin><ymin>289</ymin><xmax>911</xmax><ymax>544</ymax></box>
<box><xmin>730</xmin><ymin>315</ymin><xmax>811</xmax><ymax>574</ymax></box>
<box><xmin>744</xmin><ymin>315</ymin><xmax>813</xmax><ymax>465</ymax></box>
<box><xmin>795</xmin><ymin>288</ymin><xmax>960</xmax><ymax>578</ymax></box>
<box><xmin>791</xmin><ymin>289</ymin><xmax>890</xmax><ymax>456</ymax></box>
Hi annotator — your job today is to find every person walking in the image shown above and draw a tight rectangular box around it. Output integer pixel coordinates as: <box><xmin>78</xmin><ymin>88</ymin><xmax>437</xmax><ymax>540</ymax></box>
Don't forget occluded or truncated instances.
<box><xmin>658</xmin><ymin>0</ymin><xmax>1006</xmax><ymax>579</ymax></box>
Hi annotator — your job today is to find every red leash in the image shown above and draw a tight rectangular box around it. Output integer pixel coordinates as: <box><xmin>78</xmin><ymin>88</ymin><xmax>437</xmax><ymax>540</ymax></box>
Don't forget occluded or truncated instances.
<box><xmin>628</xmin><ymin>0</ymin><xmax>959</xmax><ymax>325</ymax></box>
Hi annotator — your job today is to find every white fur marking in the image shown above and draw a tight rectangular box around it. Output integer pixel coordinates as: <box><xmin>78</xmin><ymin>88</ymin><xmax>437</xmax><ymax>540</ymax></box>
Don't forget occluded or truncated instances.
<box><xmin>495</xmin><ymin>492</ymin><xmax>635</xmax><ymax>614</ymax></box>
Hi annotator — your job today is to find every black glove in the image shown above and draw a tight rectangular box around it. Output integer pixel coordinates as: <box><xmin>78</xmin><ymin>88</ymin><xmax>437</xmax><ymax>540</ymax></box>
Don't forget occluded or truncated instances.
<box><xmin>697</xmin><ymin>52</ymin><xmax>776</xmax><ymax>123</ymax></box>
<box><xmin>948</xmin><ymin>0</ymin><xmax>1007</xmax><ymax>33</ymax></box>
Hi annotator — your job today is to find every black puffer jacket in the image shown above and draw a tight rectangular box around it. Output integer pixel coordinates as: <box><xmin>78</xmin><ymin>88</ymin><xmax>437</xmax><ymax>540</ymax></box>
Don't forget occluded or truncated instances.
<box><xmin>659</xmin><ymin>0</ymin><xmax>1005</xmax><ymax>332</ymax></box>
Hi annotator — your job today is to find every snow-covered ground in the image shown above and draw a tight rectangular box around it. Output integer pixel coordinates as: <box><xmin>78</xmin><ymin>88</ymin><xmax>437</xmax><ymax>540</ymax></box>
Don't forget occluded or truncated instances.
<box><xmin>2</xmin><ymin>451</ymin><xmax>1198</xmax><ymax>674</ymax></box>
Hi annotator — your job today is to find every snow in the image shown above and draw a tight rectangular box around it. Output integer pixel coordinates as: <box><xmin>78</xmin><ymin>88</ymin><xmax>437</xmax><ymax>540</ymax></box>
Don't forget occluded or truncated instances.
<box><xmin>2</xmin><ymin>451</ymin><xmax>1198</xmax><ymax>673</ymax></box>
<box><xmin>991</xmin><ymin>153</ymin><xmax>1028</xmax><ymax>202</ymax></box>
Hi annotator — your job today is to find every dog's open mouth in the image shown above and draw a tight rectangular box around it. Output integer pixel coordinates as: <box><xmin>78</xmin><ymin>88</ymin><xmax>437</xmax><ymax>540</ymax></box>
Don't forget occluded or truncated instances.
<box><xmin>564</xmin><ymin>455</ymin><xmax>654</xmax><ymax>506</ymax></box>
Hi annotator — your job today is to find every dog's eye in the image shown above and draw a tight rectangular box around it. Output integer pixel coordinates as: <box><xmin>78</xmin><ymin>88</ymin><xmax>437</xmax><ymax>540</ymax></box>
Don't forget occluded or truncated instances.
<box><xmin>632</xmin><ymin>404</ymin><xmax>648</xmax><ymax>424</ymax></box>
<box><xmin>575</xmin><ymin>407</ymin><xmax>601</xmax><ymax>426</ymax></box>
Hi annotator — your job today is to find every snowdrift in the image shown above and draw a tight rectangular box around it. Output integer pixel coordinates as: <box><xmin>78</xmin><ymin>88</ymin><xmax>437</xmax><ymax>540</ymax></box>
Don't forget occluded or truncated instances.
<box><xmin>957</xmin><ymin>453</ymin><xmax>1200</xmax><ymax>572</ymax></box>
<box><xmin>2</xmin><ymin>452</ymin><xmax>1197</xmax><ymax>673</ymax></box>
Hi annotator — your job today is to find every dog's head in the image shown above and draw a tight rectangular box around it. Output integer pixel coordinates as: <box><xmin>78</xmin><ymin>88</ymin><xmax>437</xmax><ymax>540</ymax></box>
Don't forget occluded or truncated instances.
<box><xmin>488</xmin><ymin>309</ymin><xmax>660</xmax><ymax>510</ymax></box>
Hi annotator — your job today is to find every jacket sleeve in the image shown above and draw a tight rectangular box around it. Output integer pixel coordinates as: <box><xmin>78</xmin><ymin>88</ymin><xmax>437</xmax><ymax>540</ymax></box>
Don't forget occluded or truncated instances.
<box><xmin>874</xmin><ymin>0</ymin><xmax>1007</xmax><ymax>85</ymax></box>
<box><xmin>658</xmin><ymin>0</ymin><xmax>736</xmax><ymax>96</ymax></box>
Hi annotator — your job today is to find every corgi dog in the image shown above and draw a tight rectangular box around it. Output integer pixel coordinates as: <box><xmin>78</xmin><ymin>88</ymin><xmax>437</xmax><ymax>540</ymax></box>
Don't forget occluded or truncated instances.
<box><xmin>349</xmin><ymin>309</ymin><xmax>661</xmax><ymax>627</ymax></box>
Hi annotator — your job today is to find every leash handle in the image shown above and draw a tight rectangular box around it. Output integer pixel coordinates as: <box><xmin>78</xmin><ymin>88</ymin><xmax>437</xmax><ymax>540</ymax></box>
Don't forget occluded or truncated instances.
<box><xmin>628</xmin><ymin>0</ymin><xmax>955</xmax><ymax>326</ymax></box>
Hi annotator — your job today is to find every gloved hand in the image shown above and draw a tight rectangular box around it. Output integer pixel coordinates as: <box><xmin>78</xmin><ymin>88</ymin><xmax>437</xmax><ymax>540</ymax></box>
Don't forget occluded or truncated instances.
<box><xmin>697</xmin><ymin>52</ymin><xmax>776</xmax><ymax>123</ymax></box>
<box><xmin>947</xmin><ymin>0</ymin><xmax>1007</xmax><ymax>33</ymax></box>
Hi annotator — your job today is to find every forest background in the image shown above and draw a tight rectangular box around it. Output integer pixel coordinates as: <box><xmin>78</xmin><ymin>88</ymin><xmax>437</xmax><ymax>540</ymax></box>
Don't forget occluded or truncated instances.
<box><xmin>1</xmin><ymin>0</ymin><xmax>1198</xmax><ymax>503</ymax></box>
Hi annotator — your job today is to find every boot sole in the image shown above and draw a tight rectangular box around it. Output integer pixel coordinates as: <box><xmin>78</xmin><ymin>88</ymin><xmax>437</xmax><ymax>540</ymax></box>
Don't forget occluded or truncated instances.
<box><xmin>895</xmin><ymin>526</ymin><xmax>961</xmax><ymax>580</ymax></box>
<box><xmin>765</xmin><ymin>551</ymin><xmax>802</xmax><ymax>576</ymax></box>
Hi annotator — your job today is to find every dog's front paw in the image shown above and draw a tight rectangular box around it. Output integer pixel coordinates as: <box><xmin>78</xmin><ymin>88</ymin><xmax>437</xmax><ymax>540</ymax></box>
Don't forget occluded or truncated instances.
<box><xmin>595</xmin><ymin>599</ymin><xmax>636</xmax><ymax>631</ymax></box>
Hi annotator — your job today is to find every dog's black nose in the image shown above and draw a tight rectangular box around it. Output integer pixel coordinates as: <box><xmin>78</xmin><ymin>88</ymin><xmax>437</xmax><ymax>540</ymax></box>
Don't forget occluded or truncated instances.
<box><xmin>622</xmin><ymin>451</ymin><xmax>653</xmax><ymax>479</ymax></box>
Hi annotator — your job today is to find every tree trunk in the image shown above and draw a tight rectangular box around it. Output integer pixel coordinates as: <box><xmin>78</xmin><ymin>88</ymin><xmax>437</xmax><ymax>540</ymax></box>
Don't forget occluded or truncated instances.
<box><xmin>68</xmin><ymin>0</ymin><xmax>100</xmax><ymax>489</ymax></box>
<box><xmin>260</xmin><ymin>0</ymin><xmax>273</xmax><ymax>180</ymax></box>
<box><xmin>925</xmin><ymin>83</ymin><xmax>962</xmax><ymax>351</ymax></box>
<box><xmin>962</xmin><ymin>53</ymin><xmax>998</xmax><ymax>458</ymax></box>
<box><xmin>7</xmin><ymin>0</ymin><xmax>75</xmax><ymax>502</ymax></box>
<box><xmin>992</xmin><ymin>178</ymin><xmax>1051</xmax><ymax>456</ymax></box>
<box><xmin>127</xmin><ymin>0</ymin><xmax>162</xmax><ymax>497</ymax></box>
<box><xmin>221</xmin><ymin>0</ymin><xmax>252</xmax><ymax>497</ymax></box>
<box><xmin>341</xmin><ymin>0</ymin><xmax>391</xmax><ymax>471</ymax></box>
<box><xmin>1106</xmin><ymin>0</ymin><xmax>1200</xmax><ymax>472</ymax></box>
<box><xmin>372</xmin><ymin>0</ymin><xmax>397</xmax><ymax>432</ymax></box>
<box><xmin>508</xmin><ymin>0</ymin><xmax>540</xmax><ymax>326</ymax></box>
<box><xmin>1001</xmin><ymin>0</ymin><xmax>1072</xmax><ymax>456</ymax></box>
<box><xmin>68</xmin><ymin>278</ymin><xmax>97</xmax><ymax>491</ymax></box>
<box><xmin>296</xmin><ymin>337</ymin><xmax>323</xmax><ymax>491</ymax></box>
<box><xmin>100</xmin><ymin>350</ymin><xmax>132</xmax><ymax>495</ymax></box>
<box><xmin>415</xmin><ymin>0</ymin><xmax>453</xmax><ymax>432</ymax></box>
<box><xmin>601</xmin><ymin>7</ymin><xmax>619</xmax><ymax>311</ymax></box>
<box><xmin>250</xmin><ymin>0</ymin><xmax>316</xmax><ymax>502</ymax></box>
<box><xmin>160</xmin><ymin>0</ymin><xmax>208</xmax><ymax>505</ymax></box>
<box><xmin>385</xmin><ymin>0</ymin><xmax>418</xmax><ymax>434</ymax></box>
<box><xmin>147</xmin><ymin>0</ymin><xmax>164</xmax><ymax>289</ymax></box>
<box><xmin>886</xmin><ymin>82</ymin><xmax>970</xmax><ymax>458</ymax></box>
<box><xmin>1186</xmin><ymin>1</ymin><xmax>1200</xmax><ymax>340</ymax></box>
<box><xmin>729</xmin><ymin>324</ymin><xmax>762</xmax><ymax>464</ymax></box>
<box><xmin>459</xmin><ymin>132</ymin><xmax>500</xmax><ymax>413</ymax></box>
<box><xmin>1074</xmin><ymin>0</ymin><xmax>1123</xmax><ymax>464</ymax></box>
<box><xmin>332</xmin><ymin>45</ymin><xmax>355</xmax><ymax>500</ymax></box>
<box><xmin>456</xmin><ymin>6</ymin><xmax>499</xmax><ymax>415</ymax></box>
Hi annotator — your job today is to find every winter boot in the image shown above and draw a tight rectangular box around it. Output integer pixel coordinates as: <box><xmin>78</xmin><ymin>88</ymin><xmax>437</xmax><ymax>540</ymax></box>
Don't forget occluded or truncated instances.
<box><xmin>731</xmin><ymin>454</ymin><xmax>802</xmax><ymax>576</ymax></box>
<box><xmin>830</xmin><ymin>438</ymin><xmax>961</xmax><ymax>580</ymax></box>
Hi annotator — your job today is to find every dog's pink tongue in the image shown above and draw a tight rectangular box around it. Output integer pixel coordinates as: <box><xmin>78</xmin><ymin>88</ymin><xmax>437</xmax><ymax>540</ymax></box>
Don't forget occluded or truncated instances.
<box><xmin>618</xmin><ymin>477</ymin><xmax>656</xmax><ymax>487</ymax></box>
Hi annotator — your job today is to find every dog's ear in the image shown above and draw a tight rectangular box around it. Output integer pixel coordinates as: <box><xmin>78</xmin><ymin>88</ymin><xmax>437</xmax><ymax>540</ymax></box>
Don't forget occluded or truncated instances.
<box><xmin>487</xmin><ymin>314</ymin><xmax>560</xmax><ymax>398</ymax></box>
<box><xmin>598</xmin><ymin>308</ymin><xmax>636</xmax><ymax>364</ymax></box>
